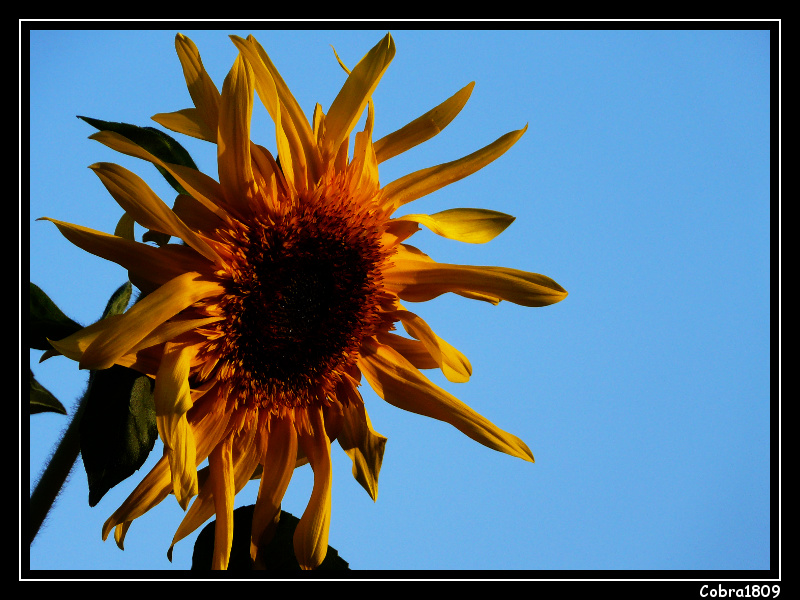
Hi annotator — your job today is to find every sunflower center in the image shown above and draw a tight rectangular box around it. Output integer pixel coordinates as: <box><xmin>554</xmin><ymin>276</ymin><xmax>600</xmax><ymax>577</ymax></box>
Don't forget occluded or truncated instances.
<box><xmin>210</xmin><ymin>194</ymin><xmax>391</xmax><ymax>408</ymax></box>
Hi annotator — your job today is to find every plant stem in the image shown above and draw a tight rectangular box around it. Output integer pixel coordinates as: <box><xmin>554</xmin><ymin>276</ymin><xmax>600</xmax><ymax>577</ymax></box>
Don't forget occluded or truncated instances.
<box><xmin>29</xmin><ymin>391</ymin><xmax>88</xmax><ymax>545</ymax></box>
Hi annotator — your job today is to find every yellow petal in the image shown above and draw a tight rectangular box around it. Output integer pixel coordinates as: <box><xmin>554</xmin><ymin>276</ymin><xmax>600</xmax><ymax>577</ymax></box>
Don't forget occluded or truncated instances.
<box><xmin>294</xmin><ymin>407</ymin><xmax>332</xmax><ymax>570</ymax></box>
<box><xmin>393</xmin><ymin>208</ymin><xmax>515</xmax><ymax>244</ymax></box>
<box><xmin>394</xmin><ymin>308</ymin><xmax>472</xmax><ymax>383</ymax></box>
<box><xmin>385</xmin><ymin>249</ymin><xmax>567</xmax><ymax>308</ymax></box>
<box><xmin>89</xmin><ymin>162</ymin><xmax>220</xmax><ymax>263</ymax></box>
<box><xmin>169</xmin><ymin>412</ymin><xmax>262</xmax><ymax>562</ymax></box>
<box><xmin>217</xmin><ymin>53</ymin><xmax>257</xmax><ymax>214</ymax></box>
<box><xmin>174</xmin><ymin>33</ymin><xmax>220</xmax><ymax>137</ymax></box>
<box><xmin>208</xmin><ymin>434</ymin><xmax>234</xmax><ymax>570</ymax></box>
<box><xmin>336</xmin><ymin>384</ymin><xmax>387</xmax><ymax>501</ymax></box>
<box><xmin>47</xmin><ymin>314</ymin><xmax>124</xmax><ymax>363</ymax></box>
<box><xmin>80</xmin><ymin>271</ymin><xmax>224</xmax><ymax>370</ymax></box>
<box><xmin>359</xmin><ymin>338</ymin><xmax>534</xmax><ymax>462</ymax></box>
<box><xmin>152</xmin><ymin>107</ymin><xmax>216</xmax><ymax>143</ymax></box>
<box><xmin>250</xmin><ymin>416</ymin><xmax>297</xmax><ymax>564</ymax></box>
<box><xmin>114</xmin><ymin>211</ymin><xmax>135</xmax><ymax>240</ymax></box>
<box><xmin>155</xmin><ymin>342</ymin><xmax>198</xmax><ymax>510</ymax></box>
<box><xmin>38</xmin><ymin>217</ymin><xmax>210</xmax><ymax>290</ymax></box>
<box><xmin>323</xmin><ymin>33</ymin><xmax>395</xmax><ymax>161</ymax></box>
<box><xmin>89</xmin><ymin>130</ymin><xmax>230</xmax><ymax>221</ymax></box>
<box><xmin>240</xmin><ymin>34</ymin><xmax>322</xmax><ymax>183</ymax></box>
<box><xmin>374</xmin><ymin>81</ymin><xmax>474</xmax><ymax>164</ymax></box>
<box><xmin>376</xmin><ymin>331</ymin><xmax>438</xmax><ymax>371</ymax></box>
<box><xmin>381</xmin><ymin>126</ymin><xmax>527</xmax><ymax>210</ymax></box>
<box><xmin>349</xmin><ymin>105</ymin><xmax>380</xmax><ymax>198</ymax></box>
<box><xmin>102</xmin><ymin>454</ymin><xmax>172</xmax><ymax>544</ymax></box>
<box><xmin>103</xmin><ymin>392</ymin><xmax>234</xmax><ymax>547</ymax></box>
<box><xmin>230</xmin><ymin>35</ymin><xmax>307</xmax><ymax>195</ymax></box>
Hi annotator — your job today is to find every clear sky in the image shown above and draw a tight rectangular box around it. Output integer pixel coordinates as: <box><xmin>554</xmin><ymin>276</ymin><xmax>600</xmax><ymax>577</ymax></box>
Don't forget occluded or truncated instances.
<box><xmin>27</xmin><ymin>27</ymin><xmax>773</xmax><ymax>574</ymax></box>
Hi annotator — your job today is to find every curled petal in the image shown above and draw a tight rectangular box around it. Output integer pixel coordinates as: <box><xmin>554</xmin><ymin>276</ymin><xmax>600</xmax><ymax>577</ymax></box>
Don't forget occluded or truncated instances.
<box><xmin>336</xmin><ymin>383</ymin><xmax>387</xmax><ymax>501</ymax></box>
<box><xmin>155</xmin><ymin>342</ymin><xmax>198</xmax><ymax>510</ymax></box>
<box><xmin>359</xmin><ymin>338</ymin><xmax>534</xmax><ymax>462</ymax></box>
<box><xmin>294</xmin><ymin>407</ymin><xmax>332</xmax><ymax>570</ymax></box>
<box><xmin>174</xmin><ymin>33</ymin><xmax>220</xmax><ymax>137</ymax></box>
<box><xmin>250</xmin><ymin>416</ymin><xmax>297</xmax><ymax>565</ymax></box>
<box><xmin>393</xmin><ymin>208</ymin><xmax>515</xmax><ymax>244</ymax></box>
<box><xmin>394</xmin><ymin>308</ymin><xmax>472</xmax><ymax>383</ymax></box>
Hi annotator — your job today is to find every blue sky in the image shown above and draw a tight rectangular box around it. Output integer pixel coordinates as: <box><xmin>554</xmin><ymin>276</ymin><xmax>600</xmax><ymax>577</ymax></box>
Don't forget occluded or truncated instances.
<box><xmin>27</xmin><ymin>27</ymin><xmax>773</xmax><ymax>573</ymax></box>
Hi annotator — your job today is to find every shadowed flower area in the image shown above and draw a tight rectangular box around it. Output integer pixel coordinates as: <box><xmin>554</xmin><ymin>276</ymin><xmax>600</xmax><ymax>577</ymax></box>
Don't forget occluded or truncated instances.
<box><xmin>40</xmin><ymin>32</ymin><xmax>567</xmax><ymax>570</ymax></box>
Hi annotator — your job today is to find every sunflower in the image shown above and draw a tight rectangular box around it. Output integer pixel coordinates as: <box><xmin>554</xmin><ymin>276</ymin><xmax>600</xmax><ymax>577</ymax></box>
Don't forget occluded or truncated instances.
<box><xmin>40</xmin><ymin>32</ymin><xmax>567</xmax><ymax>570</ymax></box>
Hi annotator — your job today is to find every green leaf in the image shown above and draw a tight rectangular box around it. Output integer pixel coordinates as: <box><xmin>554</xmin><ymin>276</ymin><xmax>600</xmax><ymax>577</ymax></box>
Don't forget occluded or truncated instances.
<box><xmin>29</xmin><ymin>370</ymin><xmax>67</xmax><ymax>415</ymax></box>
<box><xmin>77</xmin><ymin>115</ymin><xmax>198</xmax><ymax>196</ymax></box>
<box><xmin>191</xmin><ymin>507</ymin><xmax>350</xmax><ymax>571</ymax></box>
<box><xmin>79</xmin><ymin>365</ymin><xmax>157</xmax><ymax>507</ymax></box>
<box><xmin>101</xmin><ymin>281</ymin><xmax>132</xmax><ymax>319</ymax></box>
<box><xmin>29</xmin><ymin>282</ymin><xmax>82</xmax><ymax>350</ymax></box>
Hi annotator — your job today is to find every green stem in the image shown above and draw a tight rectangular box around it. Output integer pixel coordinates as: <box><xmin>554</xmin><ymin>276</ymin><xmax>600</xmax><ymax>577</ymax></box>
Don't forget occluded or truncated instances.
<box><xmin>29</xmin><ymin>390</ymin><xmax>88</xmax><ymax>545</ymax></box>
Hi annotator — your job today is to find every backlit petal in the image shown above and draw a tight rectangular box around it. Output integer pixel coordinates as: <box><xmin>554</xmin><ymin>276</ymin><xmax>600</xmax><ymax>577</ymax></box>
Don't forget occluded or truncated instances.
<box><xmin>359</xmin><ymin>338</ymin><xmax>534</xmax><ymax>462</ymax></box>
<box><xmin>374</xmin><ymin>82</ymin><xmax>474</xmax><ymax>163</ymax></box>
<box><xmin>381</xmin><ymin>126</ymin><xmax>527</xmax><ymax>210</ymax></box>
<box><xmin>174</xmin><ymin>33</ymin><xmax>220</xmax><ymax>136</ymax></box>
<box><xmin>217</xmin><ymin>53</ymin><xmax>257</xmax><ymax>213</ymax></box>
<box><xmin>294</xmin><ymin>407</ymin><xmax>332</xmax><ymax>570</ymax></box>
<box><xmin>152</xmin><ymin>107</ymin><xmax>216</xmax><ymax>142</ymax></box>
<box><xmin>155</xmin><ymin>342</ymin><xmax>198</xmax><ymax>510</ymax></box>
<box><xmin>89</xmin><ymin>162</ymin><xmax>221</xmax><ymax>263</ymax></box>
<box><xmin>208</xmin><ymin>434</ymin><xmax>234</xmax><ymax>570</ymax></box>
<box><xmin>337</xmin><ymin>386</ymin><xmax>387</xmax><ymax>501</ymax></box>
<box><xmin>386</xmin><ymin>248</ymin><xmax>567</xmax><ymax>308</ymax></box>
<box><xmin>80</xmin><ymin>272</ymin><xmax>224</xmax><ymax>370</ymax></box>
<box><xmin>393</xmin><ymin>208</ymin><xmax>515</xmax><ymax>244</ymax></box>
<box><xmin>250</xmin><ymin>416</ymin><xmax>297</xmax><ymax>564</ymax></box>
<box><xmin>323</xmin><ymin>33</ymin><xmax>395</xmax><ymax>161</ymax></box>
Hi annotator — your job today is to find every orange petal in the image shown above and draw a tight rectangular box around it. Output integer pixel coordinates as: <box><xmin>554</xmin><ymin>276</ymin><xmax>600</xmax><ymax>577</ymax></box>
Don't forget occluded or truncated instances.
<box><xmin>217</xmin><ymin>53</ymin><xmax>258</xmax><ymax>214</ymax></box>
<box><xmin>208</xmin><ymin>434</ymin><xmax>235</xmax><ymax>570</ymax></box>
<box><xmin>358</xmin><ymin>338</ymin><xmax>534</xmax><ymax>462</ymax></box>
<box><xmin>374</xmin><ymin>81</ymin><xmax>474</xmax><ymax>164</ymax></box>
<box><xmin>80</xmin><ymin>271</ymin><xmax>224</xmax><ymax>370</ymax></box>
<box><xmin>381</xmin><ymin>126</ymin><xmax>527</xmax><ymax>210</ymax></box>
<box><xmin>293</xmin><ymin>407</ymin><xmax>332</xmax><ymax>570</ymax></box>
<box><xmin>88</xmin><ymin>162</ymin><xmax>220</xmax><ymax>263</ymax></box>
<box><xmin>250</xmin><ymin>415</ymin><xmax>298</xmax><ymax>564</ymax></box>
<box><xmin>174</xmin><ymin>33</ymin><xmax>220</xmax><ymax>137</ymax></box>
<box><xmin>323</xmin><ymin>33</ymin><xmax>395</xmax><ymax>161</ymax></box>
<box><xmin>385</xmin><ymin>251</ymin><xmax>567</xmax><ymax>308</ymax></box>
<box><xmin>336</xmin><ymin>382</ymin><xmax>387</xmax><ymax>501</ymax></box>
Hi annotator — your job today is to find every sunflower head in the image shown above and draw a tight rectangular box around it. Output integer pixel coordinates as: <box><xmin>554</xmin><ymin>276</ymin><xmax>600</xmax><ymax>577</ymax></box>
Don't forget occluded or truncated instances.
<box><xmin>41</xmin><ymin>32</ymin><xmax>567</xmax><ymax>570</ymax></box>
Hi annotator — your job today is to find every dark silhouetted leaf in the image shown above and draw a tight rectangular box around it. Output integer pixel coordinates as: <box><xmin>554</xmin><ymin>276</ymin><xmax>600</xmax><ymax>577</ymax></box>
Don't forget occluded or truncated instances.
<box><xmin>77</xmin><ymin>115</ymin><xmax>198</xmax><ymax>197</ymax></box>
<box><xmin>80</xmin><ymin>365</ymin><xmax>157</xmax><ymax>507</ymax></box>
<box><xmin>191</xmin><ymin>506</ymin><xmax>350</xmax><ymax>572</ymax></box>
<box><xmin>29</xmin><ymin>370</ymin><xmax>67</xmax><ymax>415</ymax></box>
<box><xmin>29</xmin><ymin>282</ymin><xmax>82</xmax><ymax>350</ymax></box>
